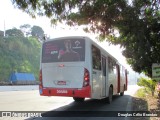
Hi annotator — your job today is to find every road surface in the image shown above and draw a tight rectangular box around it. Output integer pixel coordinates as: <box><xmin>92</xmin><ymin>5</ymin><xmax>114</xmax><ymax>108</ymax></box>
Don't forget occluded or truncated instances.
<box><xmin>0</xmin><ymin>85</ymin><xmax>140</xmax><ymax>120</ymax></box>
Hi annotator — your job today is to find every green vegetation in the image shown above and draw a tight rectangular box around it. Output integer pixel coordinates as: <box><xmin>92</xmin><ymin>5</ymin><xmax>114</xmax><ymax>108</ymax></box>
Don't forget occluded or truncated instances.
<box><xmin>31</xmin><ymin>26</ymin><xmax>44</xmax><ymax>40</ymax></box>
<box><xmin>135</xmin><ymin>88</ymin><xmax>147</xmax><ymax>98</ymax></box>
<box><xmin>137</xmin><ymin>77</ymin><xmax>157</xmax><ymax>96</ymax></box>
<box><xmin>0</xmin><ymin>26</ymin><xmax>42</xmax><ymax>82</ymax></box>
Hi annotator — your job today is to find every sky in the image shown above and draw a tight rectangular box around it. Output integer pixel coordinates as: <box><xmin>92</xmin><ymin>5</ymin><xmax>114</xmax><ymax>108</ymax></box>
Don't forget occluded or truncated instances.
<box><xmin>0</xmin><ymin>0</ymin><xmax>92</xmax><ymax>38</ymax></box>
<box><xmin>0</xmin><ymin>0</ymin><xmax>134</xmax><ymax>72</ymax></box>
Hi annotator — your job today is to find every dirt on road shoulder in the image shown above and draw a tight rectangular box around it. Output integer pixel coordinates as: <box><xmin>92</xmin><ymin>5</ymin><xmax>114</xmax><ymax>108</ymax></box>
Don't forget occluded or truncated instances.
<box><xmin>131</xmin><ymin>88</ymin><xmax>160</xmax><ymax>120</ymax></box>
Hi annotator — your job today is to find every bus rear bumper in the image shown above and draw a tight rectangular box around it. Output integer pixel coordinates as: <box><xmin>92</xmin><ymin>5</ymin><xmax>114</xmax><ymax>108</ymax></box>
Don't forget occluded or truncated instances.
<box><xmin>39</xmin><ymin>86</ymin><xmax>91</xmax><ymax>98</ymax></box>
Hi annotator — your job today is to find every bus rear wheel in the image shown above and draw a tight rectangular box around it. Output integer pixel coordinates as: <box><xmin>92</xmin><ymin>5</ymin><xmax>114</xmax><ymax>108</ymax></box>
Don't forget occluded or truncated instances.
<box><xmin>73</xmin><ymin>97</ymin><xmax>85</xmax><ymax>102</ymax></box>
<box><xmin>120</xmin><ymin>91</ymin><xmax>124</xmax><ymax>96</ymax></box>
<box><xmin>120</xmin><ymin>85</ymin><xmax>125</xmax><ymax>96</ymax></box>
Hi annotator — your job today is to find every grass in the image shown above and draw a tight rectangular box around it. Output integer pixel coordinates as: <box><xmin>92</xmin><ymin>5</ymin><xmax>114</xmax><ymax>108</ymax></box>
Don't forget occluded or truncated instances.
<box><xmin>131</xmin><ymin>87</ymin><xmax>160</xmax><ymax>120</ymax></box>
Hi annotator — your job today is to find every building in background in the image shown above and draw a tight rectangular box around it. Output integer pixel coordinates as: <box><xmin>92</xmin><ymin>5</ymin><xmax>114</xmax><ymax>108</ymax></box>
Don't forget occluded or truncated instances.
<box><xmin>9</xmin><ymin>72</ymin><xmax>36</xmax><ymax>85</ymax></box>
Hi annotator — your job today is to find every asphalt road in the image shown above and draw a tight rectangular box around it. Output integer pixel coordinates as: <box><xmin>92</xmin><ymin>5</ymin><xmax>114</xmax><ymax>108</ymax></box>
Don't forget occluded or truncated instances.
<box><xmin>0</xmin><ymin>85</ymin><xmax>140</xmax><ymax>120</ymax></box>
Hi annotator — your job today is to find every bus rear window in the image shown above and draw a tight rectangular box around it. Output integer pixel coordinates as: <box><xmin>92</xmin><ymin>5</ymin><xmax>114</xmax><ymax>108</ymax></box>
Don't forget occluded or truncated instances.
<box><xmin>42</xmin><ymin>39</ymin><xmax>85</xmax><ymax>63</ymax></box>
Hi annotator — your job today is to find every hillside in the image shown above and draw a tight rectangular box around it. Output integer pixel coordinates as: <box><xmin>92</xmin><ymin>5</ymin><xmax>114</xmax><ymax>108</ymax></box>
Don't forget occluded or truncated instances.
<box><xmin>0</xmin><ymin>36</ymin><xmax>41</xmax><ymax>82</ymax></box>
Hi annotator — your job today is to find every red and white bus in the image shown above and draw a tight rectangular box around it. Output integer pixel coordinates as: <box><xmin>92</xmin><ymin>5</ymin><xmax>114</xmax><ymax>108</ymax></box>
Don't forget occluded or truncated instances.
<box><xmin>39</xmin><ymin>36</ymin><xmax>128</xmax><ymax>103</ymax></box>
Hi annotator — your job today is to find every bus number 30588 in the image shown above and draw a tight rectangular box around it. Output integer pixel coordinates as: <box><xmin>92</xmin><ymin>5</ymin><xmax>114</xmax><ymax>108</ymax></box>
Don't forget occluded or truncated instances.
<box><xmin>57</xmin><ymin>90</ymin><xmax>68</xmax><ymax>94</ymax></box>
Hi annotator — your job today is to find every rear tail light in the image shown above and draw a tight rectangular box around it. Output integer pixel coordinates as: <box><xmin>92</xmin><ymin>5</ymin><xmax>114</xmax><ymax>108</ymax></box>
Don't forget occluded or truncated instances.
<box><xmin>39</xmin><ymin>69</ymin><xmax>42</xmax><ymax>85</ymax></box>
<box><xmin>83</xmin><ymin>68</ymin><xmax>90</xmax><ymax>87</ymax></box>
<box><xmin>39</xmin><ymin>69</ymin><xmax>43</xmax><ymax>94</ymax></box>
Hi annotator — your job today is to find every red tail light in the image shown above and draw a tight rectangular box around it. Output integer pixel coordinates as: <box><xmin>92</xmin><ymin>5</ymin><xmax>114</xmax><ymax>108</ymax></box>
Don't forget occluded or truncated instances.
<box><xmin>39</xmin><ymin>69</ymin><xmax>43</xmax><ymax>95</ymax></box>
<box><xmin>39</xmin><ymin>69</ymin><xmax>42</xmax><ymax>85</ymax></box>
<box><xmin>83</xmin><ymin>68</ymin><xmax>90</xmax><ymax>87</ymax></box>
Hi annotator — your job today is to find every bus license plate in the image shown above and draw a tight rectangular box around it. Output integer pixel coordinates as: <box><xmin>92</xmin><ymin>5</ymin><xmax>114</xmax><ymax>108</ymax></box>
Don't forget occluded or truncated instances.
<box><xmin>56</xmin><ymin>90</ymin><xmax>68</xmax><ymax>94</ymax></box>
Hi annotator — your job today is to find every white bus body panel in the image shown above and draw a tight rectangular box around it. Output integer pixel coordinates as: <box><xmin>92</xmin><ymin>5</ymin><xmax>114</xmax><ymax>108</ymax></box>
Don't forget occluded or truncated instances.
<box><xmin>91</xmin><ymin>69</ymin><xmax>102</xmax><ymax>99</ymax></box>
<box><xmin>108</xmin><ymin>72</ymin><xmax>117</xmax><ymax>95</ymax></box>
<box><xmin>42</xmin><ymin>62</ymin><xmax>84</xmax><ymax>88</ymax></box>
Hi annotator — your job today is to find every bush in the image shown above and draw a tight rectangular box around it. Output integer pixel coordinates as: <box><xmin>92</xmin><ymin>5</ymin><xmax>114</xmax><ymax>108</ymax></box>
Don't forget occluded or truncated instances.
<box><xmin>135</xmin><ymin>88</ymin><xmax>147</xmax><ymax>98</ymax></box>
<box><xmin>137</xmin><ymin>77</ymin><xmax>157</xmax><ymax>96</ymax></box>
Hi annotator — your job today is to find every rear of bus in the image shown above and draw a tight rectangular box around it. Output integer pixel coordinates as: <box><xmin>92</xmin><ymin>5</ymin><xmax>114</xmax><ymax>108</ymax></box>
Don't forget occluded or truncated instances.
<box><xmin>39</xmin><ymin>37</ymin><xmax>91</xmax><ymax>101</ymax></box>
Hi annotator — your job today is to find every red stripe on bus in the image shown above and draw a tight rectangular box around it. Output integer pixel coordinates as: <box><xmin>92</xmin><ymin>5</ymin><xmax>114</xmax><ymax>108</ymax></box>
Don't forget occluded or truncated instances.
<box><xmin>40</xmin><ymin>86</ymin><xmax>91</xmax><ymax>98</ymax></box>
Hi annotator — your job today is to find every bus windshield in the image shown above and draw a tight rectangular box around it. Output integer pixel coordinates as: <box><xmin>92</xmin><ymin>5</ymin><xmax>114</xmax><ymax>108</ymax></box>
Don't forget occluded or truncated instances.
<box><xmin>42</xmin><ymin>38</ymin><xmax>85</xmax><ymax>63</ymax></box>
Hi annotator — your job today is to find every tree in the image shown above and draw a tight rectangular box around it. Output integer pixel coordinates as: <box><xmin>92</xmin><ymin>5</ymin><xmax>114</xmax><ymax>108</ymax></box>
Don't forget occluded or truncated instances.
<box><xmin>12</xmin><ymin>0</ymin><xmax>160</xmax><ymax>77</ymax></box>
<box><xmin>0</xmin><ymin>30</ymin><xmax>4</xmax><ymax>37</ymax></box>
<box><xmin>20</xmin><ymin>24</ymin><xmax>31</xmax><ymax>37</ymax></box>
<box><xmin>0</xmin><ymin>33</ymin><xmax>41</xmax><ymax>81</ymax></box>
<box><xmin>137</xmin><ymin>77</ymin><xmax>157</xmax><ymax>96</ymax></box>
<box><xmin>111</xmin><ymin>1</ymin><xmax>160</xmax><ymax>77</ymax></box>
<box><xmin>31</xmin><ymin>25</ymin><xmax>44</xmax><ymax>40</ymax></box>
<box><xmin>6</xmin><ymin>28</ymin><xmax>24</xmax><ymax>37</ymax></box>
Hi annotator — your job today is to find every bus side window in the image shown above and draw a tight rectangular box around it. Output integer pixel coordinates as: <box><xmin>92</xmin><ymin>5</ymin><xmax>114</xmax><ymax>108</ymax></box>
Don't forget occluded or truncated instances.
<box><xmin>92</xmin><ymin>45</ymin><xmax>101</xmax><ymax>70</ymax></box>
<box><xmin>108</xmin><ymin>57</ymin><xmax>116</xmax><ymax>74</ymax></box>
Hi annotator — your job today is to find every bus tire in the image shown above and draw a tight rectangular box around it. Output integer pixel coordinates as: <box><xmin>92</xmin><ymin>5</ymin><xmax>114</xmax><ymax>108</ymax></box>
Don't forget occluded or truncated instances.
<box><xmin>120</xmin><ymin>85</ymin><xmax>125</xmax><ymax>96</ymax></box>
<box><xmin>73</xmin><ymin>97</ymin><xmax>85</xmax><ymax>102</ymax></box>
<box><xmin>120</xmin><ymin>91</ymin><xmax>124</xmax><ymax>96</ymax></box>
<box><xmin>107</xmin><ymin>87</ymin><xmax>113</xmax><ymax>104</ymax></box>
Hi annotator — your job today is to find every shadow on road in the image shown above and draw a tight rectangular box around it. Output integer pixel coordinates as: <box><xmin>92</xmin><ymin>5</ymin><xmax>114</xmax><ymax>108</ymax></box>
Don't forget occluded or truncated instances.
<box><xmin>26</xmin><ymin>94</ymin><xmax>135</xmax><ymax>120</ymax></box>
<box><xmin>43</xmin><ymin>94</ymin><xmax>128</xmax><ymax>112</ymax></box>
<box><xmin>26</xmin><ymin>94</ymin><xmax>159</xmax><ymax>120</ymax></box>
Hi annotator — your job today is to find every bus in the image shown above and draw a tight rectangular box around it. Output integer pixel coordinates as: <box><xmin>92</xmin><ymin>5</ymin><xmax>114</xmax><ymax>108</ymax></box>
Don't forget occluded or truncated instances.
<box><xmin>39</xmin><ymin>36</ymin><xmax>128</xmax><ymax>103</ymax></box>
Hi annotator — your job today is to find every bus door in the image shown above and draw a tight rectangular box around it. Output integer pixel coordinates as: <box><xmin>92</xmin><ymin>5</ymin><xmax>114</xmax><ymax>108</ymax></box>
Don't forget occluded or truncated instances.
<box><xmin>92</xmin><ymin>45</ymin><xmax>101</xmax><ymax>98</ymax></box>
<box><xmin>116</xmin><ymin>64</ymin><xmax>120</xmax><ymax>93</ymax></box>
<box><xmin>101</xmin><ymin>56</ymin><xmax>107</xmax><ymax>97</ymax></box>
